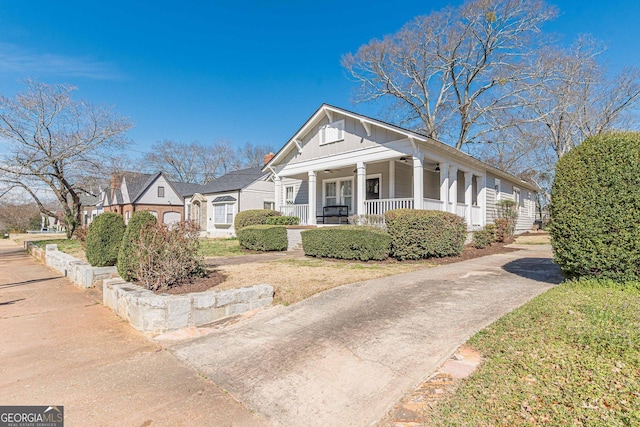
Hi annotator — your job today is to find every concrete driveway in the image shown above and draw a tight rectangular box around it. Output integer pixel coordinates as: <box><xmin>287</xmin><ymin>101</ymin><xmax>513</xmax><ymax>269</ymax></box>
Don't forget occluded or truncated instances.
<box><xmin>169</xmin><ymin>245</ymin><xmax>561</xmax><ymax>427</ymax></box>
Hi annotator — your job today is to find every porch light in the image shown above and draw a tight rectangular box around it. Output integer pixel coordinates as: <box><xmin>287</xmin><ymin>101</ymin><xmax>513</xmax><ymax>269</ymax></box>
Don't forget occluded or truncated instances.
<box><xmin>435</xmin><ymin>164</ymin><xmax>440</xmax><ymax>172</ymax></box>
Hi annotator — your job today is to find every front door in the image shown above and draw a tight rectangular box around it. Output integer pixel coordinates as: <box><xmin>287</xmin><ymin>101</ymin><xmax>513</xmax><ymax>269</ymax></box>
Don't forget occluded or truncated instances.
<box><xmin>366</xmin><ymin>177</ymin><xmax>380</xmax><ymax>200</ymax></box>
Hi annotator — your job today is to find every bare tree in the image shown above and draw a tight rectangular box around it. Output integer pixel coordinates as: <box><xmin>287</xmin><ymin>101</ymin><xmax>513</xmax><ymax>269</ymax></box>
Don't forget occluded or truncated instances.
<box><xmin>517</xmin><ymin>36</ymin><xmax>640</xmax><ymax>158</ymax></box>
<box><xmin>0</xmin><ymin>198</ymin><xmax>42</xmax><ymax>233</ymax></box>
<box><xmin>342</xmin><ymin>0</ymin><xmax>557</xmax><ymax>149</ymax></box>
<box><xmin>0</xmin><ymin>80</ymin><xmax>132</xmax><ymax>237</ymax></box>
<box><xmin>234</xmin><ymin>142</ymin><xmax>275</xmax><ymax>169</ymax></box>
<box><xmin>142</xmin><ymin>139</ymin><xmax>236</xmax><ymax>184</ymax></box>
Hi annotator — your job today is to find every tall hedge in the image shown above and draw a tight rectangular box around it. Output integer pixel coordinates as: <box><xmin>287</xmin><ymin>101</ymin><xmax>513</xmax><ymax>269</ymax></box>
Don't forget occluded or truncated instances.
<box><xmin>550</xmin><ymin>132</ymin><xmax>640</xmax><ymax>281</ymax></box>
<box><xmin>117</xmin><ymin>211</ymin><xmax>157</xmax><ymax>281</ymax></box>
<box><xmin>384</xmin><ymin>209</ymin><xmax>466</xmax><ymax>260</ymax></box>
<box><xmin>234</xmin><ymin>209</ymin><xmax>281</xmax><ymax>229</ymax></box>
<box><xmin>85</xmin><ymin>213</ymin><xmax>125</xmax><ymax>267</ymax></box>
<box><xmin>237</xmin><ymin>225</ymin><xmax>287</xmax><ymax>251</ymax></box>
<box><xmin>301</xmin><ymin>226</ymin><xmax>390</xmax><ymax>261</ymax></box>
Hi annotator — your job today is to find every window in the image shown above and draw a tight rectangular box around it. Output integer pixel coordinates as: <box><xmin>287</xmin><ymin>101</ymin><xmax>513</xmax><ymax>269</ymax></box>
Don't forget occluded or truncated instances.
<box><xmin>324</xmin><ymin>178</ymin><xmax>353</xmax><ymax>210</ymax></box>
<box><xmin>264</xmin><ymin>201</ymin><xmax>275</xmax><ymax>210</ymax></box>
<box><xmin>214</xmin><ymin>203</ymin><xmax>234</xmax><ymax>224</ymax></box>
<box><xmin>366</xmin><ymin>177</ymin><xmax>380</xmax><ymax>200</ymax></box>
<box><xmin>285</xmin><ymin>185</ymin><xmax>295</xmax><ymax>205</ymax></box>
<box><xmin>157</xmin><ymin>186</ymin><xmax>165</xmax><ymax>198</ymax></box>
<box><xmin>514</xmin><ymin>187</ymin><xmax>522</xmax><ymax>207</ymax></box>
<box><xmin>125</xmin><ymin>211</ymin><xmax>130</xmax><ymax>224</ymax></box>
<box><xmin>494</xmin><ymin>179</ymin><xmax>501</xmax><ymax>200</ymax></box>
<box><xmin>319</xmin><ymin>119</ymin><xmax>345</xmax><ymax>145</ymax></box>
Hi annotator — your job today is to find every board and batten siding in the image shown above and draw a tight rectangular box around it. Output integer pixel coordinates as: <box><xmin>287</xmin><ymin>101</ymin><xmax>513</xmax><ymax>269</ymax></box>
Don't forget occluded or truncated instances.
<box><xmin>280</xmin><ymin>113</ymin><xmax>407</xmax><ymax>166</ymax></box>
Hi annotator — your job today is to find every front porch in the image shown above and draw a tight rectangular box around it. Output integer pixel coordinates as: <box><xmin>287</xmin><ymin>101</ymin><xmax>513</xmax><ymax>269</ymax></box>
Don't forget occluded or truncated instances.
<box><xmin>275</xmin><ymin>156</ymin><xmax>486</xmax><ymax>230</ymax></box>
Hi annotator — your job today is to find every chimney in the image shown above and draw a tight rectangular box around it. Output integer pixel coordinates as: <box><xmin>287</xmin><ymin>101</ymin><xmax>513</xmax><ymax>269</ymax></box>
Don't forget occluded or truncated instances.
<box><xmin>263</xmin><ymin>152</ymin><xmax>275</xmax><ymax>166</ymax></box>
<box><xmin>110</xmin><ymin>173</ymin><xmax>122</xmax><ymax>201</ymax></box>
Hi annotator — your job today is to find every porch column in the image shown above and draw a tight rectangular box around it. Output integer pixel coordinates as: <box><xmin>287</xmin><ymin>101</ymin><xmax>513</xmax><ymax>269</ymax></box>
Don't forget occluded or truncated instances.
<box><xmin>357</xmin><ymin>161</ymin><xmax>366</xmax><ymax>216</ymax></box>
<box><xmin>449</xmin><ymin>165</ymin><xmax>458</xmax><ymax>214</ymax></box>
<box><xmin>413</xmin><ymin>154</ymin><xmax>424</xmax><ymax>210</ymax></box>
<box><xmin>476</xmin><ymin>175</ymin><xmax>486</xmax><ymax>226</ymax></box>
<box><xmin>274</xmin><ymin>175</ymin><xmax>282</xmax><ymax>212</ymax></box>
<box><xmin>389</xmin><ymin>160</ymin><xmax>395</xmax><ymax>199</ymax></box>
<box><xmin>464</xmin><ymin>171</ymin><xmax>473</xmax><ymax>225</ymax></box>
<box><xmin>308</xmin><ymin>171</ymin><xmax>317</xmax><ymax>225</ymax></box>
<box><xmin>439</xmin><ymin>162</ymin><xmax>449</xmax><ymax>212</ymax></box>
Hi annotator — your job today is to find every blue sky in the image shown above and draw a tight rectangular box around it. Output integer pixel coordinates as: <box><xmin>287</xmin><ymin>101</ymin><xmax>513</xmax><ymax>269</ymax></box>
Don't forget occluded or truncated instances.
<box><xmin>0</xmin><ymin>0</ymin><xmax>638</xmax><ymax>157</ymax></box>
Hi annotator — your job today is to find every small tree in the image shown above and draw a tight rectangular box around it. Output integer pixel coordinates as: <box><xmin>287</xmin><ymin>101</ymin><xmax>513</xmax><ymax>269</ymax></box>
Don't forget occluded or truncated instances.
<box><xmin>117</xmin><ymin>211</ymin><xmax>157</xmax><ymax>281</ymax></box>
<box><xmin>551</xmin><ymin>132</ymin><xmax>640</xmax><ymax>281</ymax></box>
<box><xmin>495</xmin><ymin>199</ymin><xmax>518</xmax><ymax>240</ymax></box>
<box><xmin>85</xmin><ymin>213</ymin><xmax>125</xmax><ymax>267</ymax></box>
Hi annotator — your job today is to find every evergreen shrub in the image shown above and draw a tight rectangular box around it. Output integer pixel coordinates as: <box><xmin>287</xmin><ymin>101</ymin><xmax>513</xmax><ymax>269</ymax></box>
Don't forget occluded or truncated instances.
<box><xmin>85</xmin><ymin>213</ymin><xmax>125</xmax><ymax>267</ymax></box>
<box><xmin>301</xmin><ymin>226</ymin><xmax>391</xmax><ymax>261</ymax></box>
<box><xmin>237</xmin><ymin>225</ymin><xmax>287</xmax><ymax>251</ymax></box>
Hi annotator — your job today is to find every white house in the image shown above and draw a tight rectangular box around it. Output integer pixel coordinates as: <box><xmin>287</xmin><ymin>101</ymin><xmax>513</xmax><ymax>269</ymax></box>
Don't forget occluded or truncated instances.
<box><xmin>263</xmin><ymin>104</ymin><xmax>537</xmax><ymax>232</ymax></box>
<box><xmin>183</xmin><ymin>167</ymin><xmax>274</xmax><ymax>237</ymax></box>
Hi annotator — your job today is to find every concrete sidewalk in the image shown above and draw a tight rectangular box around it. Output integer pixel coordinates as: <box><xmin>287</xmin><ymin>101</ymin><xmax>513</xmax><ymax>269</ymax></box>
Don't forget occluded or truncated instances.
<box><xmin>169</xmin><ymin>245</ymin><xmax>561</xmax><ymax>427</ymax></box>
<box><xmin>0</xmin><ymin>239</ymin><xmax>265</xmax><ymax>427</ymax></box>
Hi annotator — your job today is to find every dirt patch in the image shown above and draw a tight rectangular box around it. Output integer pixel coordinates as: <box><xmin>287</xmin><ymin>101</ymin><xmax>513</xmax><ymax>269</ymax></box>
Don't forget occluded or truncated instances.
<box><xmin>514</xmin><ymin>231</ymin><xmax>551</xmax><ymax>245</ymax></box>
<box><xmin>151</xmin><ymin>270</ymin><xmax>227</xmax><ymax>295</ymax></box>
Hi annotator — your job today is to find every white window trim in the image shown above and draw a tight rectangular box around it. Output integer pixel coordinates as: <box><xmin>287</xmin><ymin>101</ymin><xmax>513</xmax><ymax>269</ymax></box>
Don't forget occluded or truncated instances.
<box><xmin>284</xmin><ymin>185</ymin><xmax>295</xmax><ymax>205</ymax></box>
<box><xmin>322</xmin><ymin>177</ymin><xmax>354</xmax><ymax>211</ymax></box>
<box><xmin>495</xmin><ymin>179</ymin><xmax>501</xmax><ymax>201</ymax></box>
<box><xmin>213</xmin><ymin>202</ymin><xmax>234</xmax><ymax>225</ymax></box>
<box><xmin>319</xmin><ymin>119</ymin><xmax>345</xmax><ymax>146</ymax></box>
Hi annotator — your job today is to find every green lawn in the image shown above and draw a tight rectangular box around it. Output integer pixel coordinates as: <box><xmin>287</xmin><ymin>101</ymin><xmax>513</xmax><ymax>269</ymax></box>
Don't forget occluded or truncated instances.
<box><xmin>198</xmin><ymin>238</ymin><xmax>244</xmax><ymax>257</ymax></box>
<box><xmin>428</xmin><ymin>279</ymin><xmax>640</xmax><ymax>426</ymax></box>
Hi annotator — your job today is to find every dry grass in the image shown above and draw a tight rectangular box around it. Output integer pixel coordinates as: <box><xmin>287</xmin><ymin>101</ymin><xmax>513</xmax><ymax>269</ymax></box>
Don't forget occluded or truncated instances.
<box><xmin>514</xmin><ymin>232</ymin><xmax>550</xmax><ymax>245</ymax></box>
<box><xmin>214</xmin><ymin>258</ymin><xmax>435</xmax><ymax>306</ymax></box>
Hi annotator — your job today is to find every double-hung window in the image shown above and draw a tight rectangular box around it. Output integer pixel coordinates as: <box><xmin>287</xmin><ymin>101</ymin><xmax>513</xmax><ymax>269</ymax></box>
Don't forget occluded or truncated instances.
<box><xmin>214</xmin><ymin>203</ymin><xmax>234</xmax><ymax>224</ymax></box>
<box><xmin>284</xmin><ymin>186</ymin><xmax>295</xmax><ymax>205</ymax></box>
<box><xmin>324</xmin><ymin>178</ymin><xmax>353</xmax><ymax>210</ymax></box>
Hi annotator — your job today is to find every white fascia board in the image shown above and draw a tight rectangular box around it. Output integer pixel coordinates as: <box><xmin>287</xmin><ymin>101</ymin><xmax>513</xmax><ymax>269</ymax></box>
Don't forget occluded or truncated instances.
<box><xmin>277</xmin><ymin>139</ymin><xmax>414</xmax><ymax>177</ymax></box>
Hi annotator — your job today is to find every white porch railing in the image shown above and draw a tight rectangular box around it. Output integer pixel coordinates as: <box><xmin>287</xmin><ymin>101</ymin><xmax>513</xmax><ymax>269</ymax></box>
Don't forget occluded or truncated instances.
<box><xmin>365</xmin><ymin>198</ymin><xmax>413</xmax><ymax>215</ymax></box>
<box><xmin>471</xmin><ymin>206</ymin><xmax>482</xmax><ymax>226</ymax></box>
<box><xmin>424</xmin><ymin>198</ymin><xmax>446</xmax><ymax>211</ymax></box>
<box><xmin>456</xmin><ymin>203</ymin><xmax>467</xmax><ymax>218</ymax></box>
<box><xmin>280</xmin><ymin>204</ymin><xmax>309</xmax><ymax>225</ymax></box>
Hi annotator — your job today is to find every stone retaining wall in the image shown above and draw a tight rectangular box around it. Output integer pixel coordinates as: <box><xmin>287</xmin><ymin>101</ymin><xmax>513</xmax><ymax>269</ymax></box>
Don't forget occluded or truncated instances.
<box><xmin>103</xmin><ymin>279</ymin><xmax>274</xmax><ymax>334</ymax></box>
<box><xmin>25</xmin><ymin>242</ymin><xmax>118</xmax><ymax>289</ymax></box>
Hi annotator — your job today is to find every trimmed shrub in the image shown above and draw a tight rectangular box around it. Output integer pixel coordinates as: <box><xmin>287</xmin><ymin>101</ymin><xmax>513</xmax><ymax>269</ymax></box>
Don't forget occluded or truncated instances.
<box><xmin>85</xmin><ymin>213</ymin><xmax>125</xmax><ymax>267</ymax></box>
<box><xmin>473</xmin><ymin>225</ymin><xmax>496</xmax><ymax>249</ymax></box>
<box><xmin>234</xmin><ymin>209</ymin><xmax>281</xmax><ymax>229</ymax></box>
<box><xmin>117</xmin><ymin>211</ymin><xmax>157</xmax><ymax>282</ymax></box>
<box><xmin>133</xmin><ymin>221</ymin><xmax>205</xmax><ymax>291</ymax></box>
<box><xmin>237</xmin><ymin>225</ymin><xmax>287</xmax><ymax>251</ymax></box>
<box><xmin>551</xmin><ymin>132</ymin><xmax>640</xmax><ymax>281</ymax></box>
<box><xmin>301</xmin><ymin>226</ymin><xmax>391</xmax><ymax>261</ymax></box>
<box><xmin>384</xmin><ymin>209</ymin><xmax>466</xmax><ymax>260</ymax></box>
<box><xmin>265</xmin><ymin>215</ymin><xmax>300</xmax><ymax>226</ymax></box>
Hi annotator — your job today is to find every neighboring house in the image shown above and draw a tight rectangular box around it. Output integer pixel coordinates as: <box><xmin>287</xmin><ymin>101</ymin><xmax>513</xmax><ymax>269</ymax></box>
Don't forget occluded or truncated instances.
<box><xmin>101</xmin><ymin>172</ymin><xmax>201</xmax><ymax>225</ymax></box>
<box><xmin>183</xmin><ymin>167</ymin><xmax>274</xmax><ymax>237</ymax></box>
<box><xmin>264</xmin><ymin>104</ymin><xmax>538</xmax><ymax>232</ymax></box>
<box><xmin>80</xmin><ymin>193</ymin><xmax>102</xmax><ymax>226</ymax></box>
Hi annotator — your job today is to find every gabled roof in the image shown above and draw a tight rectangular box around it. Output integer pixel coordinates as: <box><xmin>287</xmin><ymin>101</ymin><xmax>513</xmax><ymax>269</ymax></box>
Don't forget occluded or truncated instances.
<box><xmin>184</xmin><ymin>167</ymin><xmax>269</xmax><ymax>196</ymax></box>
<box><xmin>263</xmin><ymin>103</ymin><xmax>538</xmax><ymax>192</ymax></box>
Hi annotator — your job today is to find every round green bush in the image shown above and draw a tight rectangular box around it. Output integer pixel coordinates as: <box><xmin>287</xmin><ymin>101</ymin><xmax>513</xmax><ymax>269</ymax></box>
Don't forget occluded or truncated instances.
<box><xmin>117</xmin><ymin>211</ymin><xmax>157</xmax><ymax>281</ymax></box>
<box><xmin>384</xmin><ymin>209</ymin><xmax>467</xmax><ymax>260</ymax></box>
<box><xmin>237</xmin><ymin>225</ymin><xmax>287</xmax><ymax>251</ymax></box>
<box><xmin>301</xmin><ymin>226</ymin><xmax>390</xmax><ymax>261</ymax></box>
<box><xmin>234</xmin><ymin>209</ymin><xmax>281</xmax><ymax>229</ymax></box>
<box><xmin>550</xmin><ymin>132</ymin><xmax>640</xmax><ymax>281</ymax></box>
<box><xmin>85</xmin><ymin>212</ymin><xmax>125</xmax><ymax>267</ymax></box>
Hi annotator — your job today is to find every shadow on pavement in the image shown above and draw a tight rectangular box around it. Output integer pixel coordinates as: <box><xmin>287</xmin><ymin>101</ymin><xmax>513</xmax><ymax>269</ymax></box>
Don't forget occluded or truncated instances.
<box><xmin>502</xmin><ymin>257</ymin><xmax>563</xmax><ymax>284</ymax></box>
<box><xmin>0</xmin><ymin>277</ymin><xmax>60</xmax><ymax>289</ymax></box>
